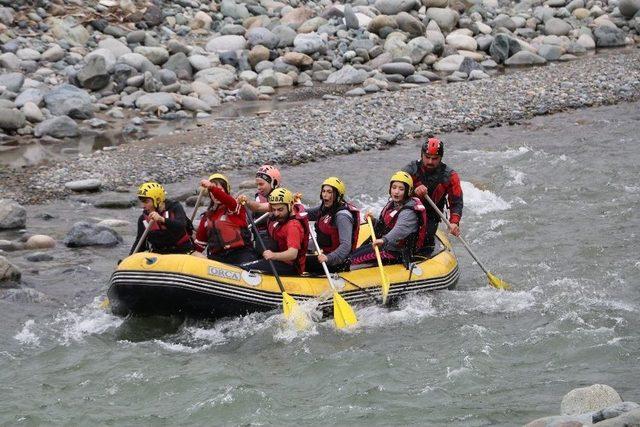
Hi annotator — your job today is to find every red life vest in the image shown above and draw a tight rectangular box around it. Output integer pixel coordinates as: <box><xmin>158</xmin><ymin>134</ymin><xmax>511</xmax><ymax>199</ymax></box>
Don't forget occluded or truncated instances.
<box><xmin>266</xmin><ymin>204</ymin><xmax>309</xmax><ymax>274</ymax></box>
<box><xmin>378</xmin><ymin>197</ymin><xmax>428</xmax><ymax>250</ymax></box>
<box><xmin>205</xmin><ymin>206</ymin><xmax>251</xmax><ymax>255</ymax></box>
<box><xmin>253</xmin><ymin>192</ymin><xmax>269</xmax><ymax>231</ymax></box>
<box><xmin>315</xmin><ymin>202</ymin><xmax>361</xmax><ymax>254</ymax></box>
<box><xmin>143</xmin><ymin>209</ymin><xmax>191</xmax><ymax>247</ymax></box>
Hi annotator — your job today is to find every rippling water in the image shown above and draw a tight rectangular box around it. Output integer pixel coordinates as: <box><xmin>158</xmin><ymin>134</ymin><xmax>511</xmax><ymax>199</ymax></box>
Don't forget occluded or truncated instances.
<box><xmin>1</xmin><ymin>102</ymin><xmax>639</xmax><ymax>425</ymax></box>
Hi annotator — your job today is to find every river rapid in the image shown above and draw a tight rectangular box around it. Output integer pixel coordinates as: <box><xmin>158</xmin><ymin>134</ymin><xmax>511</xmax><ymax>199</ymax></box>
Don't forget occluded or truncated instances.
<box><xmin>1</xmin><ymin>102</ymin><xmax>639</xmax><ymax>425</ymax></box>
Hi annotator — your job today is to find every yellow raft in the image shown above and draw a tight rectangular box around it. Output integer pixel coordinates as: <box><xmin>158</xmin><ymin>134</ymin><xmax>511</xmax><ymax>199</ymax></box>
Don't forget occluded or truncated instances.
<box><xmin>107</xmin><ymin>229</ymin><xmax>459</xmax><ymax>318</ymax></box>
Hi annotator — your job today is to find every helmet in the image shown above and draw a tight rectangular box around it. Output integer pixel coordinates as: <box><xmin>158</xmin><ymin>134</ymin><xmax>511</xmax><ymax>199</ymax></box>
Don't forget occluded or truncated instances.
<box><xmin>208</xmin><ymin>173</ymin><xmax>231</xmax><ymax>194</ymax></box>
<box><xmin>389</xmin><ymin>171</ymin><xmax>413</xmax><ymax>198</ymax></box>
<box><xmin>137</xmin><ymin>182</ymin><xmax>166</xmax><ymax>208</ymax></box>
<box><xmin>256</xmin><ymin>165</ymin><xmax>281</xmax><ymax>189</ymax></box>
<box><xmin>268</xmin><ymin>187</ymin><xmax>294</xmax><ymax>210</ymax></box>
<box><xmin>422</xmin><ymin>137</ymin><xmax>444</xmax><ymax>157</ymax></box>
<box><xmin>321</xmin><ymin>177</ymin><xmax>346</xmax><ymax>202</ymax></box>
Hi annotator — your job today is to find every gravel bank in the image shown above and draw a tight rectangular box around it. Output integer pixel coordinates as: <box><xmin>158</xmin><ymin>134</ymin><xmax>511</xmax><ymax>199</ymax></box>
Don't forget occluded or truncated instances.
<box><xmin>1</xmin><ymin>47</ymin><xmax>639</xmax><ymax>204</ymax></box>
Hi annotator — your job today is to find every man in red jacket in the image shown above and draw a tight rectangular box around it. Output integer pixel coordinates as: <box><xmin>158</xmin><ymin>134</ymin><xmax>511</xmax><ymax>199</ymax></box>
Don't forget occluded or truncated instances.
<box><xmin>402</xmin><ymin>137</ymin><xmax>463</xmax><ymax>254</ymax></box>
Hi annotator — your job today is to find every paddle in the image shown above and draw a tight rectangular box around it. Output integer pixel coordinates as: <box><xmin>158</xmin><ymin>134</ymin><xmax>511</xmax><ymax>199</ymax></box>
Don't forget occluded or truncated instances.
<box><xmin>422</xmin><ymin>194</ymin><xmax>511</xmax><ymax>290</ymax></box>
<box><xmin>248</xmin><ymin>212</ymin><xmax>269</xmax><ymax>230</ymax></box>
<box><xmin>245</xmin><ymin>206</ymin><xmax>309</xmax><ymax>329</ymax></box>
<box><xmin>366</xmin><ymin>216</ymin><xmax>390</xmax><ymax>305</ymax></box>
<box><xmin>190</xmin><ymin>188</ymin><xmax>207</xmax><ymax>223</ymax></box>
<box><xmin>132</xmin><ymin>219</ymin><xmax>154</xmax><ymax>255</ymax></box>
<box><xmin>308</xmin><ymin>226</ymin><xmax>357</xmax><ymax>329</ymax></box>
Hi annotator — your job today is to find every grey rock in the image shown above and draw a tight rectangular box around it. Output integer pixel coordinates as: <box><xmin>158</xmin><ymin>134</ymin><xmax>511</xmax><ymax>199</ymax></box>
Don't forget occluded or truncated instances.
<box><xmin>50</xmin><ymin>18</ymin><xmax>90</xmax><ymax>47</ymax></box>
<box><xmin>425</xmin><ymin>7</ymin><xmax>459</xmax><ymax>32</ymax></box>
<box><xmin>0</xmin><ymin>53</ymin><xmax>20</xmax><ymax>71</ymax></box>
<box><xmin>593</xmin><ymin>402</ymin><xmax>640</xmax><ymax>423</ymax></box>
<box><xmin>188</xmin><ymin>55</ymin><xmax>211</xmax><ymax>71</ymax></box>
<box><xmin>0</xmin><ymin>199</ymin><xmax>26</xmax><ymax>229</ymax></box>
<box><xmin>205</xmin><ymin>35</ymin><xmax>246</xmax><ymax>53</ymax></box>
<box><xmin>273</xmin><ymin>25</ymin><xmax>298</xmax><ymax>48</ymax></box>
<box><xmin>41</xmin><ymin>44</ymin><xmax>65</xmax><ymax>62</ymax></box>
<box><xmin>294</xmin><ymin>33</ymin><xmax>326</xmax><ymax>55</ymax></box>
<box><xmin>404</xmin><ymin>74</ymin><xmax>429</xmax><ymax>83</ymax></box>
<box><xmin>0</xmin><ymin>7</ymin><xmax>14</xmax><ymax>25</ymax></box>
<box><xmin>238</xmin><ymin>84</ymin><xmax>260</xmax><ymax>100</ymax></box>
<box><xmin>0</xmin><ymin>73</ymin><xmax>25</xmax><ymax>93</ymax></box>
<box><xmin>63</xmin><ymin>221</ymin><xmax>122</xmax><ymax>248</ymax></box>
<box><xmin>164</xmin><ymin>52</ymin><xmax>193</xmax><ymax>81</ymax></box>
<box><xmin>375</xmin><ymin>0</ymin><xmax>418</xmax><ymax>15</ymax></box>
<box><xmin>22</xmin><ymin>102</ymin><xmax>43</xmax><ymax>123</ymax></box>
<box><xmin>134</xmin><ymin>46</ymin><xmax>169</xmax><ymax>65</ymax></box>
<box><xmin>489</xmin><ymin>34</ymin><xmax>515</xmax><ymax>63</ymax></box>
<box><xmin>34</xmin><ymin>116</ymin><xmax>79</xmax><ymax>138</ymax></box>
<box><xmin>91</xmin><ymin>193</ymin><xmax>136</xmax><ymax>208</ymax></box>
<box><xmin>396</xmin><ymin>11</ymin><xmax>426</xmax><ymax>37</ymax></box>
<box><xmin>344</xmin><ymin>4</ymin><xmax>359</xmax><ymax>29</ymax></box>
<box><xmin>468</xmin><ymin>69</ymin><xmax>490</xmax><ymax>80</ymax></box>
<box><xmin>16</xmin><ymin>48</ymin><xmax>42</xmax><ymax>61</ymax></box>
<box><xmin>43</xmin><ymin>84</ymin><xmax>93</xmax><ymax>119</ymax></box>
<box><xmin>593</xmin><ymin>26</ymin><xmax>626</xmax><ymax>47</ymax></box>
<box><xmin>524</xmin><ymin>414</ymin><xmax>593</xmax><ymax>427</ymax></box>
<box><xmin>221</xmin><ymin>24</ymin><xmax>246</xmax><ymax>36</ymax></box>
<box><xmin>619</xmin><ymin>0</ymin><xmax>640</xmax><ymax>17</ymax></box>
<box><xmin>246</xmin><ymin>28</ymin><xmax>280</xmax><ymax>50</ymax></box>
<box><xmin>143</xmin><ymin>4</ymin><xmax>163</xmax><ymax>26</ymax></box>
<box><xmin>0</xmin><ymin>255</ymin><xmax>21</xmax><ymax>284</ymax></box>
<box><xmin>64</xmin><ymin>179</ymin><xmax>102</xmax><ymax>192</ymax></box>
<box><xmin>545</xmin><ymin>17</ymin><xmax>572</xmax><ymax>35</ymax></box>
<box><xmin>98</xmin><ymin>38</ymin><xmax>131</xmax><ymax>58</ymax></box>
<box><xmin>325</xmin><ymin>65</ymin><xmax>368</xmax><ymax>84</ymax></box>
<box><xmin>194</xmin><ymin>67</ymin><xmax>236</xmax><ymax>88</ymax></box>
<box><xmin>538</xmin><ymin>44</ymin><xmax>564</xmax><ymax>60</ymax></box>
<box><xmin>346</xmin><ymin>87</ymin><xmax>366</xmax><ymax>96</ymax></box>
<box><xmin>26</xmin><ymin>252</ymin><xmax>54</xmax><ymax>262</ymax></box>
<box><xmin>220</xmin><ymin>0</ymin><xmax>250</xmax><ymax>19</ymax></box>
<box><xmin>493</xmin><ymin>14</ymin><xmax>517</xmax><ymax>31</ymax></box>
<box><xmin>381</xmin><ymin>62</ymin><xmax>415</xmax><ymax>76</ymax></box>
<box><xmin>561</xmin><ymin>384</ymin><xmax>622</xmax><ymax>416</ymax></box>
<box><xmin>135</xmin><ymin>92</ymin><xmax>176</xmax><ymax>111</ymax></box>
<box><xmin>112</xmin><ymin>63</ymin><xmax>137</xmax><ymax>91</ymax></box>
<box><xmin>180</xmin><ymin>96</ymin><xmax>212</xmax><ymax>112</ymax></box>
<box><xmin>159</xmin><ymin>69</ymin><xmax>177</xmax><ymax>86</ymax></box>
<box><xmin>117</xmin><ymin>53</ymin><xmax>151</xmax><ymax>71</ymax></box>
<box><xmin>459</xmin><ymin>57</ymin><xmax>484</xmax><ymax>74</ymax></box>
<box><xmin>595</xmin><ymin>408</ymin><xmax>640</xmax><ymax>426</ymax></box>
<box><xmin>505</xmin><ymin>50</ymin><xmax>547</xmax><ymax>65</ymax></box>
<box><xmin>78</xmin><ymin>55</ymin><xmax>111</xmax><ymax>90</ymax></box>
<box><xmin>0</xmin><ymin>108</ymin><xmax>26</xmax><ymax>131</ymax></box>
<box><xmin>126</xmin><ymin>30</ymin><xmax>146</xmax><ymax>44</ymax></box>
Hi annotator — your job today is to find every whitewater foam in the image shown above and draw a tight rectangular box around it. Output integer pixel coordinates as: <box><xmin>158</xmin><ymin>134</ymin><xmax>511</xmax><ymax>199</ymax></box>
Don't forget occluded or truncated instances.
<box><xmin>461</xmin><ymin>182</ymin><xmax>511</xmax><ymax>215</ymax></box>
<box><xmin>14</xmin><ymin>319</ymin><xmax>40</xmax><ymax>346</ymax></box>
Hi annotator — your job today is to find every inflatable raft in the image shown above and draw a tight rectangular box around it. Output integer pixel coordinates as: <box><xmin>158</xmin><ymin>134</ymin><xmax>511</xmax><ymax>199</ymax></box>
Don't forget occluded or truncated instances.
<box><xmin>107</xmin><ymin>229</ymin><xmax>459</xmax><ymax>319</ymax></box>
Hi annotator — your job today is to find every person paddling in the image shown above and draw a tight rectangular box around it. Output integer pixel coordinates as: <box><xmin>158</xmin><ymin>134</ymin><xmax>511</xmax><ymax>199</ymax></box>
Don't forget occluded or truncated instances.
<box><xmin>193</xmin><ymin>174</ymin><xmax>255</xmax><ymax>264</ymax></box>
<box><xmin>131</xmin><ymin>182</ymin><xmax>194</xmax><ymax>255</ymax></box>
<box><xmin>402</xmin><ymin>137</ymin><xmax>463</xmax><ymax>255</ymax></box>
<box><xmin>240</xmin><ymin>188</ymin><xmax>309</xmax><ymax>275</ymax></box>
<box><xmin>304</xmin><ymin>177</ymin><xmax>360</xmax><ymax>273</ymax></box>
<box><xmin>349</xmin><ymin>172</ymin><xmax>427</xmax><ymax>267</ymax></box>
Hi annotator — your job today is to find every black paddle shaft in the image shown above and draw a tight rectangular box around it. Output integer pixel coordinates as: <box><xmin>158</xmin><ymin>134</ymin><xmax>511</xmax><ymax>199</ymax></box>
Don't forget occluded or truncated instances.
<box><xmin>247</xmin><ymin>213</ymin><xmax>286</xmax><ymax>293</ymax></box>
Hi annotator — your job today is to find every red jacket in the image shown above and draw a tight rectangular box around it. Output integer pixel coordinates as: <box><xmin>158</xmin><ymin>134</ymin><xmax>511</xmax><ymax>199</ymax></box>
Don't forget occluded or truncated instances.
<box><xmin>194</xmin><ymin>186</ymin><xmax>249</xmax><ymax>254</ymax></box>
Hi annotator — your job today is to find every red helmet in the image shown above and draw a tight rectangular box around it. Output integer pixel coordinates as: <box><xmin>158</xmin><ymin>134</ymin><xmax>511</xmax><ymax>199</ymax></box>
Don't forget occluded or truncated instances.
<box><xmin>422</xmin><ymin>137</ymin><xmax>444</xmax><ymax>157</ymax></box>
<box><xmin>256</xmin><ymin>165</ymin><xmax>281</xmax><ymax>189</ymax></box>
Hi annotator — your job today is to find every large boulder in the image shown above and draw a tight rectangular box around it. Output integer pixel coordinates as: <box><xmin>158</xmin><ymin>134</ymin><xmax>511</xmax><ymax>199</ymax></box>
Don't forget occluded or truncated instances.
<box><xmin>205</xmin><ymin>35</ymin><xmax>247</xmax><ymax>53</ymax></box>
<box><xmin>561</xmin><ymin>384</ymin><xmax>623</xmax><ymax>416</ymax></box>
<box><xmin>619</xmin><ymin>0</ymin><xmax>640</xmax><ymax>17</ymax></box>
<box><xmin>0</xmin><ymin>72</ymin><xmax>25</xmax><ymax>93</ymax></box>
<box><xmin>374</xmin><ymin>0</ymin><xmax>418</xmax><ymax>15</ymax></box>
<box><xmin>593</xmin><ymin>26</ymin><xmax>627</xmax><ymax>47</ymax></box>
<box><xmin>43</xmin><ymin>84</ymin><xmax>93</xmax><ymax>119</ymax></box>
<box><xmin>78</xmin><ymin>55</ymin><xmax>111</xmax><ymax>90</ymax></box>
<box><xmin>0</xmin><ymin>256</ymin><xmax>21</xmax><ymax>285</ymax></box>
<box><xmin>0</xmin><ymin>199</ymin><xmax>26</xmax><ymax>229</ymax></box>
<box><xmin>34</xmin><ymin>116</ymin><xmax>80</xmax><ymax>138</ymax></box>
<box><xmin>325</xmin><ymin>65</ymin><xmax>368</xmax><ymax>84</ymax></box>
<box><xmin>0</xmin><ymin>108</ymin><xmax>26</xmax><ymax>131</ymax></box>
<box><xmin>63</xmin><ymin>222</ymin><xmax>122</xmax><ymax>247</ymax></box>
<box><xmin>135</xmin><ymin>92</ymin><xmax>176</xmax><ymax>111</ymax></box>
<box><xmin>425</xmin><ymin>7</ymin><xmax>459</xmax><ymax>32</ymax></box>
<box><xmin>489</xmin><ymin>34</ymin><xmax>519</xmax><ymax>63</ymax></box>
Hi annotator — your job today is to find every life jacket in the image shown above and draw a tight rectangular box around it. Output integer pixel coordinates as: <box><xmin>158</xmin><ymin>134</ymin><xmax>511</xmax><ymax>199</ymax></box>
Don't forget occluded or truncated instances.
<box><xmin>143</xmin><ymin>208</ymin><xmax>191</xmax><ymax>250</ymax></box>
<box><xmin>315</xmin><ymin>202</ymin><xmax>360</xmax><ymax>254</ymax></box>
<box><xmin>377</xmin><ymin>197</ymin><xmax>428</xmax><ymax>251</ymax></box>
<box><xmin>266</xmin><ymin>204</ymin><xmax>310</xmax><ymax>274</ymax></box>
<box><xmin>404</xmin><ymin>161</ymin><xmax>463</xmax><ymax>223</ymax></box>
<box><xmin>205</xmin><ymin>207</ymin><xmax>252</xmax><ymax>256</ymax></box>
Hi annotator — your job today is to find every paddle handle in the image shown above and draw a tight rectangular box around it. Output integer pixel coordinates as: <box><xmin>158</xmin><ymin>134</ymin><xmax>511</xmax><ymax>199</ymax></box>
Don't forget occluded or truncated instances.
<box><xmin>421</xmin><ymin>194</ymin><xmax>490</xmax><ymax>275</ymax></box>
<box><xmin>366</xmin><ymin>216</ymin><xmax>389</xmax><ymax>304</ymax></box>
<box><xmin>190</xmin><ymin>188</ymin><xmax>207</xmax><ymax>222</ymax></box>
<box><xmin>308</xmin><ymin>226</ymin><xmax>337</xmax><ymax>291</ymax></box>
<box><xmin>245</xmin><ymin>205</ymin><xmax>286</xmax><ymax>293</ymax></box>
<box><xmin>132</xmin><ymin>220</ymin><xmax>154</xmax><ymax>254</ymax></box>
<box><xmin>248</xmin><ymin>212</ymin><xmax>269</xmax><ymax>230</ymax></box>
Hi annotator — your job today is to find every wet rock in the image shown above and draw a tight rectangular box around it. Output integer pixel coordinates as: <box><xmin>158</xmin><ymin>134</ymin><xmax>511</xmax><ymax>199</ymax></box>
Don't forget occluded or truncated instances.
<box><xmin>0</xmin><ymin>199</ymin><xmax>26</xmax><ymax>229</ymax></box>
<box><xmin>64</xmin><ymin>179</ymin><xmax>102</xmax><ymax>192</ymax></box>
<box><xmin>97</xmin><ymin>219</ymin><xmax>131</xmax><ymax>228</ymax></box>
<box><xmin>326</xmin><ymin>65</ymin><xmax>368</xmax><ymax>84</ymax></box>
<box><xmin>561</xmin><ymin>384</ymin><xmax>622</xmax><ymax>415</ymax></box>
<box><xmin>0</xmin><ymin>108</ymin><xmax>26</xmax><ymax>131</ymax></box>
<box><xmin>26</xmin><ymin>252</ymin><xmax>54</xmax><ymax>262</ymax></box>
<box><xmin>0</xmin><ymin>72</ymin><xmax>25</xmax><ymax>93</ymax></box>
<box><xmin>78</xmin><ymin>55</ymin><xmax>111</xmax><ymax>90</ymax></box>
<box><xmin>135</xmin><ymin>92</ymin><xmax>176</xmax><ymax>111</ymax></box>
<box><xmin>22</xmin><ymin>102</ymin><xmax>43</xmax><ymax>123</ymax></box>
<box><xmin>238</xmin><ymin>83</ymin><xmax>260</xmax><ymax>100</ymax></box>
<box><xmin>34</xmin><ymin>116</ymin><xmax>79</xmax><ymax>138</ymax></box>
<box><xmin>63</xmin><ymin>221</ymin><xmax>122</xmax><ymax>247</ymax></box>
<box><xmin>25</xmin><ymin>235</ymin><xmax>56</xmax><ymax>250</ymax></box>
<box><xmin>0</xmin><ymin>255</ymin><xmax>21</xmax><ymax>285</ymax></box>
<box><xmin>505</xmin><ymin>51</ymin><xmax>547</xmax><ymax>65</ymax></box>
<box><xmin>593</xmin><ymin>27</ymin><xmax>626</xmax><ymax>47</ymax></box>
<box><xmin>205</xmin><ymin>35</ymin><xmax>246</xmax><ymax>53</ymax></box>
<box><xmin>43</xmin><ymin>84</ymin><xmax>93</xmax><ymax>119</ymax></box>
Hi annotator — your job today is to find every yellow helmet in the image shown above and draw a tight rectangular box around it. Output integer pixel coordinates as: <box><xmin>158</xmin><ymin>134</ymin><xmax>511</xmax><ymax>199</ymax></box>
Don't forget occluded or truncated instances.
<box><xmin>321</xmin><ymin>177</ymin><xmax>346</xmax><ymax>202</ymax></box>
<box><xmin>268</xmin><ymin>187</ymin><xmax>294</xmax><ymax>210</ymax></box>
<box><xmin>137</xmin><ymin>182</ymin><xmax>166</xmax><ymax>208</ymax></box>
<box><xmin>389</xmin><ymin>171</ymin><xmax>413</xmax><ymax>197</ymax></box>
<box><xmin>208</xmin><ymin>173</ymin><xmax>231</xmax><ymax>194</ymax></box>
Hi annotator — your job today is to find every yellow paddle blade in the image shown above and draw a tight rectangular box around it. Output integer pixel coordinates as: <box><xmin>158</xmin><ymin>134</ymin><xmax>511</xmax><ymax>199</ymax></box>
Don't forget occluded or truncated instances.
<box><xmin>282</xmin><ymin>292</ymin><xmax>310</xmax><ymax>330</ymax></box>
<box><xmin>99</xmin><ymin>298</ymin><xmax>110</xmax><ymax>310</ymax></box>
<box><xmin>488</xmin><ymin>272</ymin><xmax>511</xmax><ymax>290</ymax></box>
<box><xmin>333</xmin><ymin>292</ymin><xmax>357</xmax><ymax>329</ymax></box>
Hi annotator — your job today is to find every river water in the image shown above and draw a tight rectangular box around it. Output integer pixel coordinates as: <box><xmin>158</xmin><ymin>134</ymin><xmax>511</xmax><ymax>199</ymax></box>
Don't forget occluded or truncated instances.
<box><xmin>1</xmin><ymin>102</ymin><xmax>639</xmax><ymax>425</ymax></box>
